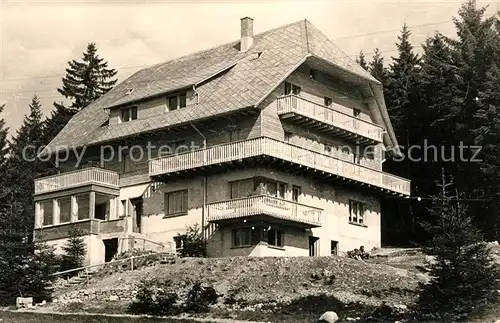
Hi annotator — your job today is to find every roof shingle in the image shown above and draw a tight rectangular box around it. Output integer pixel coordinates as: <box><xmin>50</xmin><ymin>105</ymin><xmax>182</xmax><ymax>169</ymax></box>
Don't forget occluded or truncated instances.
<box><xmin>44</xmin><ymin>19</ymin><xmax>387</xmax><ymax>154</ymax></box>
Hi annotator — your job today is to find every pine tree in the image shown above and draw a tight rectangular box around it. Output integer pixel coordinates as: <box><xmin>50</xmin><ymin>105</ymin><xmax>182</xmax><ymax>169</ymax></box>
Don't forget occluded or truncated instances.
<box><xmin>416</xmin><ymin>171</ymin><xmax>500</xmax><ymax>320</ymax></box>
<box><xmin>61</xmin><ymin>228</ymin><xmax>86</xmax><ymax>272</ymax></box>
<box><xmin>442</xmin><ymin>0</ymin><xmax>500</xmax><ymax>239</ymax></box>
<box><xmin>369</xmin><ymin>48</ymin><xmax>388</xmax><ymax>85</ymax></box>
<box><xmin>0</xmin><ymin>198</ymin><xmax>59</xmax><ymax>304</ymax></box>
<box><xmin>386</xmin><ymin>23</ymin><xmax>421</xmax><ymax>148</ymax></box>
<box><xmin>0</xmin><ymin>104</ymin><xmax>9</xmax><ymax>175</ymax></box>
<box><xmin>382</xmin><ymin>24</ymin><xmax>421</xmax><ymax>244</ymax></box>
<box><xmin>355</xmin><ymin>50</ymin><xmax>369</xmax><ymax>70</ymax></box>
<box><xmin>42</xmin><ymin>43</ymin><xmax>117</xmax><ymax>145</ymax></box>
<box><xmin>7</xmin><ymin>95</ymin><xmax>46</xmax><ymax>234</ymax></box>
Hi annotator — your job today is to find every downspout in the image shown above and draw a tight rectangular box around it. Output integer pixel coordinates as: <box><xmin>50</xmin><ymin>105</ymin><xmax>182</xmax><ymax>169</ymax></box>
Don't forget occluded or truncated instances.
<box><xmin>190</xmin><ymin>84</ymin><xmax>207</xmax><ymax>240</ymax></box>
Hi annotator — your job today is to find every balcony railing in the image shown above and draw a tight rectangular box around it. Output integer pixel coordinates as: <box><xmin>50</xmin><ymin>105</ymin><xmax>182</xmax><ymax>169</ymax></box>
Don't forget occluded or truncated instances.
<box><xmin>207</xmin><ymin>195</ymin><xmax>323</xmax><ymax>227</ymax></box>
<box><xmin>149</xmin><ymin>137</ymin><xmax>411</xmax><ymax>195</ymax></box>
<box><xmin>277</xmin><ymin>95</ymin><xmax>384</xmax><ymax>142</ymax></box>
<box><xmin>34</xmin><ymin>167</ymin><xmax>119</xmax><ymax>195</ymax></box>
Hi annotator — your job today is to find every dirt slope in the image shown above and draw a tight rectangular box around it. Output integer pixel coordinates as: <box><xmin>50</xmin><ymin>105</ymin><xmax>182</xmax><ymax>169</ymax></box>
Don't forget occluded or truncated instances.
<box><xmin>55</xmin><ymin>256</ymin><xmax>423</xmax><ymax>308</ymax></box>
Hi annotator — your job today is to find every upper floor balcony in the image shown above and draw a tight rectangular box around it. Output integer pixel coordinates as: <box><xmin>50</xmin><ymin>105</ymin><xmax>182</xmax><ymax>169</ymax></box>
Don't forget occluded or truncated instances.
<box><xmin>34</xmin><ymin>167</ymin><xmax>120</xmax><ymax>195</ymax></box>
<box><xmin>276</xmin><ymin>95</ymin><xmax>384</xmax><ymax>144</ymax></box>
<box><xmin>149</xmin><ymin>137</ymin><xmax>410</xmax><ymax>196</ymax></box>
<box><xmin>207</xmin><ymin>195</ymin><xmax>323</xmax><ymax>228</ymax></box>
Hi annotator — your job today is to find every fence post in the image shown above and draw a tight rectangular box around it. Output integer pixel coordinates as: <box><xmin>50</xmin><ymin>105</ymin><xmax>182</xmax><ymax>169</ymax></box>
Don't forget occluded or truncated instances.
<box><xmin>131</xmin><ymin>256</ymin><xmax>134</xmax><ymax>271</ymax></box>
<box><xmin>85</xmin><ymin>268</ymin><xmax>89</xmax><ymax>285</ymax></box>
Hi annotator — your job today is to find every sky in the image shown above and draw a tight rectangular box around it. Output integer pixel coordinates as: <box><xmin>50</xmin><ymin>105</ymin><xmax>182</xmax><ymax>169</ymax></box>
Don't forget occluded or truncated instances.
<box><xmin>0</xmin><ymin>0</ymin><xmax>499</xmax><ymax>136</ymax></box>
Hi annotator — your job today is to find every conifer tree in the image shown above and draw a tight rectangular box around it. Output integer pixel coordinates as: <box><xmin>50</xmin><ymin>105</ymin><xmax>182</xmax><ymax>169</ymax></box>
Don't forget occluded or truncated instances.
<box><xmin>0</xmin><ymin>104</ymin><xmax>9</xmax><ymax>175</ymax></box>
<box><xmin>416</xmin><ymin>171</ymin><xmax>500</xmax><ymax>320</ymax></box>
<box><xmin>355</xmin><ymin>50</ymin><xmax>369</xmax><ymax>70</ymax></box>
<box><xmin>369</xmin><ymin>48</ymin><xmax>388</xmax><ymax>85</ymax></box>
<box><xmin>0</xmin><ymin>105</ymin><xmax>10</xmax><ymax>208</ymax></box>
<box><xmin>60</xmin><ymin>228</ymin><xmax>86</xmax><ymax>272</ymax></box>
<box><xmin>442</xmin><ymin>0</ymin><xmax>500</xmax><ymax>238</ymax></box>
<box><xmin>7</xmin><ymin>95</ymin><xmax>46</xmax><ymax>233</ymax></box>
<box><xmin>42</xmin><ymin>43</ymin><xmax>117</xmax><ymax>145</ymax></box>
<box><xmin>386</xmin><ymin>23</ymin><xmax>421</xmax><ymax>150</ymax></box>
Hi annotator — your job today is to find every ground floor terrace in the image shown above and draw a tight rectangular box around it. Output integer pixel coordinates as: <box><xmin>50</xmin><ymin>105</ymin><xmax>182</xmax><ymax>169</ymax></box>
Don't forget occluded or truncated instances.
<box><xmin>33</xmin><ymin>166</ymin><xmax>386</xmax><ymax>266</ymax></box>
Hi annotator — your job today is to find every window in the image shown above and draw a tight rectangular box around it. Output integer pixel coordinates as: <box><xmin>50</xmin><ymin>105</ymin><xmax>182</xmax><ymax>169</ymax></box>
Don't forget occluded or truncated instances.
<box><xmin>58</xmin><ymin>197</ymin><xmax>71</xmax><ymax>223</ymax></box>
<box><xmin>284</xmin><ymin>82</ymin><xmax>301</xmax><ymax>95</ymax></box>
<box><xmin>121</xmin><ymin>200</ymin><xmax>127</xmax><ymax>217</ymax></box>
<box><xmin>228</xmin><ymin>128</ymin><xmax>242</xmax><ymax>142</ymax></box>
<box><xmin>267</xmin><ymin>229</ymin><xmax>284</xmax><ymax>247</ymax></box>
<box><xmin>165</xmin><ymin>190</ymin><xmax>188</xmax><ymax>216</ymax></box>
<box><xmin>167</xmin><ymin>92</ymin><xmax>187</xmax><ymax>111</ymax></box>
<box><xmin>232</xmin><ymin>228</ymin><xmax>251</xmax><ymax>247</ymax></box>
<box><xmin>230</xmin><ymin>179</ymin><xmax>254</xmax><ymax>199</ymax></box>
<box><xmin>76</xmin><ymin>194</ymin><xmax>89</xmax><ymax>220</ymax></box>
<box><xmin>41</xmin><ymin>200</ymin><xmax>53</xmax><ymax>226</ymax></box>
<box><xmin>331</xmin><ymin>240</ymin><xmax>339</xmax><ymax>256</ymax></box>
<box><xmin>95</xmin><ymin>203</ymin><xmax>107</xmax><ymax>220</ymax></box>
<box><xmin>266</xmin><ymin>181</ymin><xmax>286</xmax><ymax>199</ymax></box>
<box><xmin>121</xmin><ymin>106</ymin><xmax>138</xmax><ymax>122</ymax></box>
<box><xmin>324</xmin><ymin>97</ymin><xmax>333</xmax><ymax>107</ymax></box>
<box><xmin>353</xmin><ymin>108</ymin><xmax>361</xmax><ymax>118</ymax></box>
<box><xmin>291</xmin><ymin>186</ymin><xmax>301</xmax><ymax>202</ymax></box>
<box><xmin>349</xmin><ymin>200</ymin><xmax>366</xmax><ymax>225</ymax></box>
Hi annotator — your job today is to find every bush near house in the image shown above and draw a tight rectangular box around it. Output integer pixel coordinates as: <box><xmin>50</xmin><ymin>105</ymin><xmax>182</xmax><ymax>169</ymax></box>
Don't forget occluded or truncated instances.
<box><xmin>177</xmin><ymin>224</ymin><xmax>206</xmax><ymax>257</ymax></box>
<box><xmin>128</xmin><ymin>278</ymin><xmax>219</xmax><ymax>316</ymax></box>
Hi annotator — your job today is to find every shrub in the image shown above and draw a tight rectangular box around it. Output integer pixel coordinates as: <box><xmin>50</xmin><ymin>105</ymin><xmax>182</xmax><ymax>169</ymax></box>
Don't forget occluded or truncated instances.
<box><xmin>178</xmin><ymin>224</ymin><xmax>207</xmax><ymax>257</ymax></box>
<box><xmin>128</xmin><ymin>278</ymin><xmax>180</xmax><ymax>316</ymax></box>
<box><xmin>184</xmin><ymin>281</ymin><xmax>219</xmax><ymax>313</ymax></box>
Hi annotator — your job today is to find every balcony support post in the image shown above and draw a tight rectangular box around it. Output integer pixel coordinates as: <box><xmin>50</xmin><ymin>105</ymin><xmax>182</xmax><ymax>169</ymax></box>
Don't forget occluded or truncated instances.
<box><xmin>109</xmin><ymin>196</ymin><xmax>117</xmax><ymax>220</ymax></box>
<box><xmin>52</xmin><ymin>199</ymin><xmax>59</xmax><ymax>225</ymax></box>
<box><xmin>70</xmin><ymin>195</ymin><xmax>78</xmax><ymax>222</ymax></box>
<box><xmin>89</xmin><ymin>191</ymin><xmax>96</xmax><ymax>220</ymax></box>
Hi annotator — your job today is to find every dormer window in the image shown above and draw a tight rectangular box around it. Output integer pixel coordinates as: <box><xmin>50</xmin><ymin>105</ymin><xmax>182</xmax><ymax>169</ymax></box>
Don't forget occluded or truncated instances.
<box><xmin>167</xmin><ymin>92</ymin><xmax>187</xmax><ymax>111</ymax></box>
<box><xmin>121</xmin><ymin>106</ymin><xmax>138</xmax><ymax>123</ymax></box>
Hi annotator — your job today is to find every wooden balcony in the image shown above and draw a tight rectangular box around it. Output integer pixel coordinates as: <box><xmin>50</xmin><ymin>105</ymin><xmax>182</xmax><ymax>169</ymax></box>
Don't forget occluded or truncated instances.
<box><xmin>207</xmin><ymin>195</ymin><xmax>323</xmax><ymax>227</ymax></box>
<box><xmin>149</xmin><ymin>137</ymin><xmax>411</xmax><ymax>196</ymax></box>
<box><xmin>277</xmin><ymin>95</ymin><xmax>384</xmax><ymax>144</ymax></box>
<box><xmin>34</xmin><ymin>167</ymin><xmax>119</xmax><ymax>195</ymax></box>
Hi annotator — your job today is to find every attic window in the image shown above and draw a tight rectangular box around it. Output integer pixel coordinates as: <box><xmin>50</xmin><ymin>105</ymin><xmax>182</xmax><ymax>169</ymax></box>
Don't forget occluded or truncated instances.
<box><xmin>125</xmin><ymin>88</ymin><xmax>134</xmax><ymax>96</ymax></box>
<box><xmin>167</xmin><ymin>92</ymin><xmax>187</xmax><ymax>111</ymax></box>
<box><xmin>121</xmin><ymin>106</ymin><xmax>138</xmax><ymax>123</ymax></box>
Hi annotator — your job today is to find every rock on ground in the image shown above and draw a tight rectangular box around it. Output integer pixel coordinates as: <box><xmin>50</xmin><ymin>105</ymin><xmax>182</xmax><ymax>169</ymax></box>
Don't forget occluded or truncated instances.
<box><xmin>319</xmin><ymin>311</ymin><xmax>338</xmax><ymax>322</ymax></box>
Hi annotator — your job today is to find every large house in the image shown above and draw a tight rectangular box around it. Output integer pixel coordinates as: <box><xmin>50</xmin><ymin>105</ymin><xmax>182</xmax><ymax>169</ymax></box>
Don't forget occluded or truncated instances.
<box><xmin>33</xmin><ymin>18</ymin><xmax>410</xmax><ymax>266</ymax></box>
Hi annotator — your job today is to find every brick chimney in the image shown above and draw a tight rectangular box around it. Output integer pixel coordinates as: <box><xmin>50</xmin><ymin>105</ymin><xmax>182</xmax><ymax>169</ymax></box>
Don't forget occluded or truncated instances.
<box><xmin>240</xmin><ymin>17</ymin><xmax>254</xmax><ymax>52</ymax></box>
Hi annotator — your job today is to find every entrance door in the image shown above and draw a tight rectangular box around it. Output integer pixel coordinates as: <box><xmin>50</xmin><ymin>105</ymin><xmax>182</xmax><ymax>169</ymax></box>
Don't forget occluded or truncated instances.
<box><xmin>309</xmin><ymin>236</ymin><xmax>319</xmax><ymax>257</ymax></box>
<box><xmin>131</xmin><ymin>198</ymin><xmax>143</xmax><ymax>233</ymax></box>
<box><xmin>103</xmin><ymin>238</ymin><xmax>118</xmax><ymax>262</ymax></box>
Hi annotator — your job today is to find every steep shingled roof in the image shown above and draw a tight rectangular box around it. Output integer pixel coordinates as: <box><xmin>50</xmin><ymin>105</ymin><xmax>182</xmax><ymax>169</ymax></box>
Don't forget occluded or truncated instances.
<box><xmin>44</xmin><ymin>19</ymin><xmax>388</xmax><ymax>154</ymax></box>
